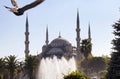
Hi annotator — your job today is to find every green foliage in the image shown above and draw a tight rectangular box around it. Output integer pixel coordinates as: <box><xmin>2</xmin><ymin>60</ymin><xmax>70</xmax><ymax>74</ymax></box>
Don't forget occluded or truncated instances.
<box><xmin>0</xmin><ymin>55</ymin><xmax>40</xmax><ymax>79</ymax></box>
<box><xmin>63</xmin><ymin>71</ymin><xmax>90</xmax><ymax>79</ymax></box>
<box><xmin>106</xmin><ymin>19</ymin><xmax>120</xmax><ymax>79</ymax></box>
<box><xmin>0</xmin><ymin>58</ymin><xmax>5</xmax><ymax>79</ymax></box>
<box><xmin>5</xmin><ymin>55</ymin><xmax>19</xmax><ymax>79</ymax></box>
<box><xmin>81</xmin><ymin>39</ymin><xmax>92</xmax><ymax>59</ymax></box>
<box><xmin>89</xmin><ymin>57</ymin><xmax>107</xmax><ymax>72</ymax></box>
<box><xmin>80</xmin><ymin>57</ymin><xmax>108</xmax><ymax>77</ymax></box>
<box><xmin>24</xmin><ymin>55</ymin><xmax>39</xmax><ymax>79</ymax></box>
<box><xmin>99</xmin><ymin>70</ymin><xmax>107</xmax><ymax>79</ymax></box>
<box><xmin>80</xmin><ymin>59</ymin><xmax>91</xmax><ymax>76</ymax></box>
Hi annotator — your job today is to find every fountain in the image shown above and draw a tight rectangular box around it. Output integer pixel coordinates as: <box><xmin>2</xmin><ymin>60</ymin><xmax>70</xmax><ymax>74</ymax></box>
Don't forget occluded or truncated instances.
<box><xmin>37</xmin><ymin>56</ymin><xmax>76</xmax><ymax>79</ymax></box>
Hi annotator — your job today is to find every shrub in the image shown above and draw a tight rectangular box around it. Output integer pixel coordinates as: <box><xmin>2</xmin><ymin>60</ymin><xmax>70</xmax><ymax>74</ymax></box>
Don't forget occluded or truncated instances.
<box><xmin>63</xmin><ymin>71</ymin><xmax>90</xmax><ymax>79</ymax></box>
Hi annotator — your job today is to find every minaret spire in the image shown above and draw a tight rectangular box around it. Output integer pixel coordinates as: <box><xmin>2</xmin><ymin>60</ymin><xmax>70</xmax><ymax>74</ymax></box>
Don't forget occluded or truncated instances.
<box><xmin>77</xmin><ymin>9</ymin><xmax>80</xmax><ymax>28</ymax></box>
<box><xmin>76</xmin><ymin>9</ymin><xmax>81</xmax><ymax>57</ymax></box>
<box><xmin>25</xmin><ymin>15</ymin><xmax>30</xmax><ymax>57</ymax></box>
<box><xmin>45</xmin><ymin>26</ymin><xmax>49</xmax><ymax>46</ymax></box>
<box><xmin>88</xmin><ymin>22</ymin><xmax>91</xmax><ymax>42</ymax></box>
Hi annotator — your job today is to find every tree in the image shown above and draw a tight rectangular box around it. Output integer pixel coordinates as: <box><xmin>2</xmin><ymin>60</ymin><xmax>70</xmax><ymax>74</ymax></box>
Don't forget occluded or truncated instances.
<box><xmin>89</xmin><ymin>57</ymin><xmax>107</xmax><ymax>78</ymax></box>
<box><xmin>5</xmin><ymin>55</ymin><xmax>18</xmax><ymax>79</ymax></box>
<box><xmin>81</xmin><ymin>39</ymin><xmax>92</xmax><ymax>59</ymax></box>
<box><xmin>23</xmin><ymin>55</ymin><xmax>39</xmax><ymax>79</ymax></box>
<box><xmin>63</xmin><ymin>71</ymin><xmax>90</xmax><ymax>79</ymax></box>
<box><xmin>80</xmin><ymin>59</ymin><xmax>91</xmax><ymax>76</ymax></box>
<box><xmin>80</xmin><ymin>57</ymin><xmax>107</xmax><ymax>78</ymax></box>
<box><xmin>106</xmin><ymin>19</ymin><xmax>120</xmax><ymax>79</ymax></box>
<box><xmin>0</xmin><ymin>58</ymin><xmax>5</xmax><ymax>79</ymax></box>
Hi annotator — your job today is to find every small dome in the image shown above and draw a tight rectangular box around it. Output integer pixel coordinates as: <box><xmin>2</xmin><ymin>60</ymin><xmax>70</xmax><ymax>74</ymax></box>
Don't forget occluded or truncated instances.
<box><xmin>50</xmin><ymin>37</ymin><xmax>71</xmax><ymax>47</ymax></box>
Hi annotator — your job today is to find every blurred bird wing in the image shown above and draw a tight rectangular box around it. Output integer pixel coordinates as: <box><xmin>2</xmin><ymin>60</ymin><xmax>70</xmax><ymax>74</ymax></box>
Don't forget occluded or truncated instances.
<box><xmin>11</xmin><ymin>0</ymin><xmax>19</xmax><ymax>8</ymax></box>
<box><xmin>19</xmin><ymin>0</ymin><xmax>44</xmax><ymax>12</ymax></box>
<box><xmin>4</xmin><ymin>6</ymin><xmax>18</xmax><ymax>12</ymax></box>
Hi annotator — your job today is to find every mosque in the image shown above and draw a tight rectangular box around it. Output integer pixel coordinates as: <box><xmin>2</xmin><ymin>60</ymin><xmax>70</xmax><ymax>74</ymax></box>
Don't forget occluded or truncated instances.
<box><xmin>24</xmin><ymin>11</ymin><xmax>92</xmax><ymax>59</ymax></box>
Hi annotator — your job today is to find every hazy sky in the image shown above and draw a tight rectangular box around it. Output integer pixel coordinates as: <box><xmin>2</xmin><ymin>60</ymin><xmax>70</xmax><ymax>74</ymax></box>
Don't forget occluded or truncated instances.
<box><xmin>0</xmin><ymin>0</ymin><xmax>120</xmax><ymax>59</ymax></box>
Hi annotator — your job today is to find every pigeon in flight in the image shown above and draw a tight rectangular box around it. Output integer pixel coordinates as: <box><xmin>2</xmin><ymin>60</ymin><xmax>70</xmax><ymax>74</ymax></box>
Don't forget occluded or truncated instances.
<box><xmin>5</xmin><ymin>0</ymin><xmax>44</xmax><ymax>16</ymax></box>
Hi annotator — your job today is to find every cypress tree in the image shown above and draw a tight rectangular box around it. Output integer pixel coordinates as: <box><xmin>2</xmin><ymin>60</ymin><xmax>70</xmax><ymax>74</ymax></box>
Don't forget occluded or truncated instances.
<box><xmin>106</xmin><ymin>20</ymin><xmax>120</xmax><ymax>79</ymax></box>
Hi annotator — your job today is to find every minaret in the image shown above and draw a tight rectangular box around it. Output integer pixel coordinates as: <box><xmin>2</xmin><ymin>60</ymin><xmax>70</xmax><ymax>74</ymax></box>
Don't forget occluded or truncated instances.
<box><xmin>76</xmin><ymin>10</ymin><xmax>81</xmax><ymax>57</ymax></box>
<box><xmin>88</xmin><ymin>22</ymin><xmax>93</xmax><ymax>58</ymax></box>
<box><xmin>45</xmin><ymin>26</ymin><xmax>49</xmax><ymax>46</ymax></box>
<box><xmin>88</xmin><ymin>23</ymin><xmax>91</xmax><ymax>42</ymax></box>
<box><xmin>25</xmin><ymin>15</ymin><xmax>30</xmax><ymax>57</ymax></box>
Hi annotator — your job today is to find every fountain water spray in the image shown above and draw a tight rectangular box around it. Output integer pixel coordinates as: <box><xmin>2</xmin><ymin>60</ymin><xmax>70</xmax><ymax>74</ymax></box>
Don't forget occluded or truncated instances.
<box><xmin>37</xmin><ymin>56</ymin><xmax>76</xmax><ymax>79</ymax></box>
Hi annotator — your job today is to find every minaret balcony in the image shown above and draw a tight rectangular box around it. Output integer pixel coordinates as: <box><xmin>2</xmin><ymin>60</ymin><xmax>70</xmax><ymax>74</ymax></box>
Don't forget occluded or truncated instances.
<box><xmin>25</xmin><ymin>32</ymin><xmax>29</xmax><ymax>35</ymax></box>
<box><xmin>76</xmin><ymin>38</ymin><xmax>80</xmax><ymax>41</ymax></box>
<box><xmin>76</xmin><ymin>29</ymin><xmax>80</xmax><ymax>32</ymax></box>
<box><xmin>25</xmin><ymin>41</ymin><xmax>29</xmax><ymax>44</ymax></box>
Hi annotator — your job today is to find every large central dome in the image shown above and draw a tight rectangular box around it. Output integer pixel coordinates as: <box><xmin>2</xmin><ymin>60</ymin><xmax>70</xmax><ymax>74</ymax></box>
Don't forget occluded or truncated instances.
<box><xmin>41</xmin><ymin>36</ymin><xmax>74</xmax><ymax>58</ymax></box>
<box><xmin>50</xmin><ymin>37</ymin><xmax>71</xmax><ymax>47</ymax></box>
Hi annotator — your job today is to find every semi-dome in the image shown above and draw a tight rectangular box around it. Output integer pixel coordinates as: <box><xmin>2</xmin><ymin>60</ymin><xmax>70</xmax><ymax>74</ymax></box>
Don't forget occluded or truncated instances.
<box><xmin>50</xmin><ymin>37</ymin><xmax>71</xmax><ymax>47</ymax></box>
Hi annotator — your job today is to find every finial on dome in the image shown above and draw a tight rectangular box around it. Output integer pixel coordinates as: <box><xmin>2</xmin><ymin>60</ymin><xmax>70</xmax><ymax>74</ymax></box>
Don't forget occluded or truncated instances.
<box><xmin>58</xmin><ymin>32</ymin><xmax>61</xmax><ymax>38</ymax></box>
